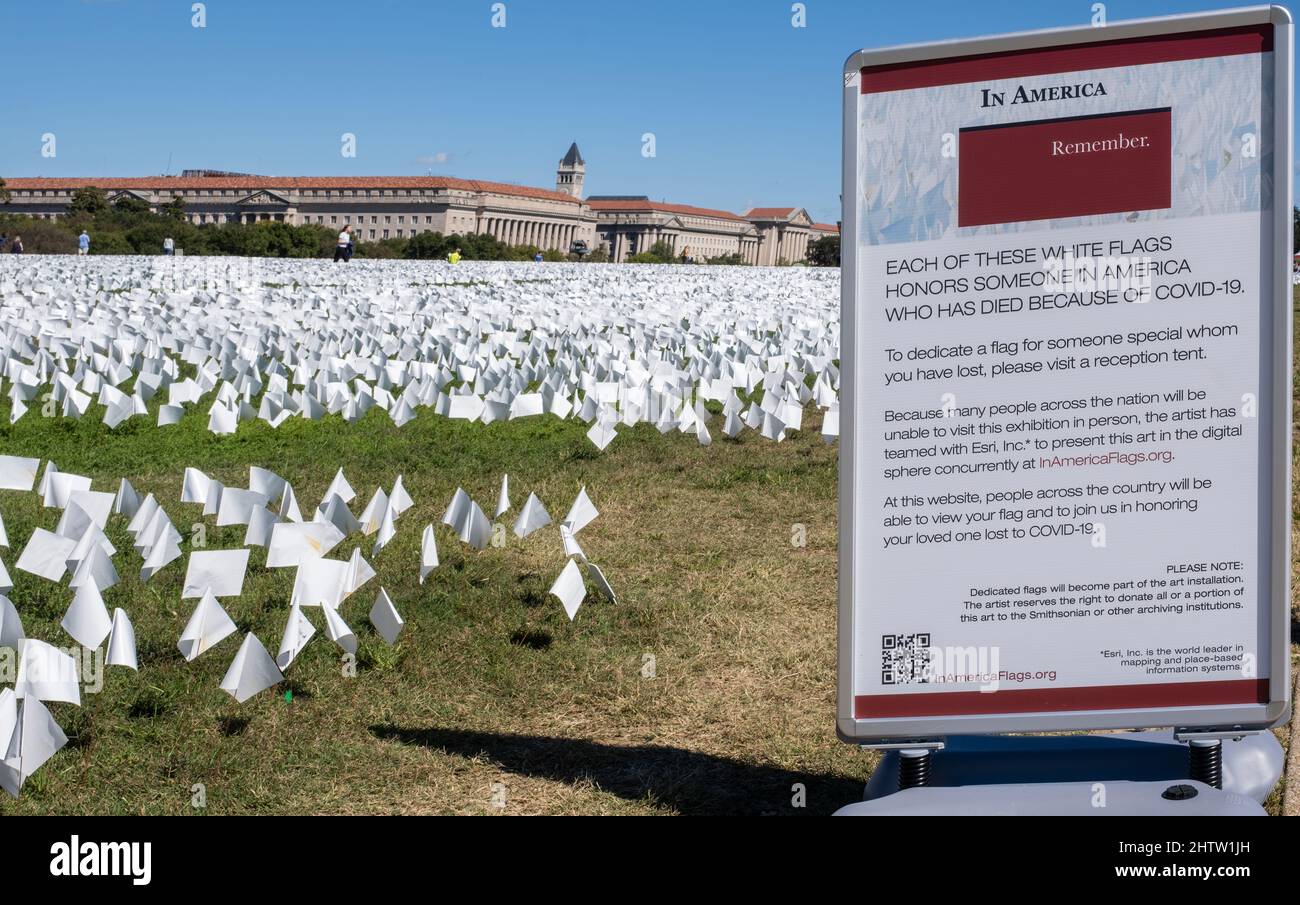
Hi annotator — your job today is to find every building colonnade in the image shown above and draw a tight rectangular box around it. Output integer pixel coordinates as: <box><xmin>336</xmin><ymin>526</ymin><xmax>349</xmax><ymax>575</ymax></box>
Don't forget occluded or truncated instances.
<box><xmin>480</xmin><ymin>217</ymin><xmax>577</xmax><ymax>250</ymax></box>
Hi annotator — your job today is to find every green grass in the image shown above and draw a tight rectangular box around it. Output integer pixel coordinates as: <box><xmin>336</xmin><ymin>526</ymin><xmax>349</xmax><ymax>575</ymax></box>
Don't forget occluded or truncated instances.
<box><xmin>0</xmin><ymin>387</ymin><xmax>853</xmax><ymax>814</ymax></box>
<box><xmin>2</xmin><ymin>288</ymin><xmax>1295</xmax><ymax>815</ymax></box>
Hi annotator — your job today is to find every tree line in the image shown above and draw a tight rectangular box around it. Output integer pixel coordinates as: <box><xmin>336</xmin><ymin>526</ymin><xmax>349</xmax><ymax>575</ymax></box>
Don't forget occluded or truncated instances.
<box><xmin>0</xmin><ymin>180</ymin><xmax>839</xmax><ymax>265</ymax></box>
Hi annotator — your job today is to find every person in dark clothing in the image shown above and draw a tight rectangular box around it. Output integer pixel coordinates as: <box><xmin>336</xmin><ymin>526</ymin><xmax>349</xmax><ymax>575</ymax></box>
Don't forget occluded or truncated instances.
<box><xmin>9</xmin><ymin>235</ymin><xmax>23</xmax><ymax>254</ymax></box>
<box><xmin>334</xmin><ymin>225</ymin><xmax>351</xmax><ymax>263</ymax></box>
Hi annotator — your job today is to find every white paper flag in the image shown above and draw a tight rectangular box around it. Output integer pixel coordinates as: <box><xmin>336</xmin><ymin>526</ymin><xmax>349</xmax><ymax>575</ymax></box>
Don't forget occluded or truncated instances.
<box><xmin>0</xmin><ymin>455</ymin><xmax>40</xmax><ymax>492</ymax></box>
<box><xmin>15</xmin><ymin>639</ymin><xmax>81</xmax><ymax>705</ymax></box>
<box><xmin>105</xmin><ymin>608</ymin><xmax>138</xmax><ymax>670</ymax></box>
<box><xmin>0</xmin><ymin>594</ymin><xmax>25</xmax><ymax>648</ymax></box>
<box><xmin>494</xmin><ymin>474</ymin><xmax>510</xmax><ymax>518</ymax></box>
<box><xmin>322</xmin><ymin>605</ymin><xmax>358</xmax><ymax>655</ymax></box>
<box><xmin>16</xmin><ymin>529</ymin><xmax>77</xmax><ymax>582</ymax></box>
<box><xmin>215</xmin><ymin>488</ymin><xmax>270</xmax><ymax>526</ymax></box>
<box><xmin>177</xmin><ymin>589</ymin><xmax>238</xmax><ymax>661</ymax></box>
<box><xmin>548</xmin><ymin>559</ymin><xmax>587</xmax><ymax>621</ymax></box>
<box><xmin>61</xmin><ymin>579</ymin><xmax>113</xmax><ymax>649</ymax></box>
<box><xmin>369</xmin><ymin>588</ymin><xmax>404</xmax><ymax>644</ymax></box>
<box><xmin>419</xmin><ymin>524</ymin><xmax>439</xmax><ymax>583</ymax></box>
<box><xmin>513</xmin><ymin>492</ymin><xmax>552</xmax><ymax>539</ymax></box>
<box><xmin>266</xmin><ymin>521</ymin><xmax>344</xmax><ymax>568</ymax></box>
<box><xmin>359</xmin><ymin>488</ymin><xmax>390</xmax><ymax>536</ymax></box>
<box><xmin>564</xmin><ymin>486</ymin><xmax>599</xmax><ymax>534</ymax></box>
<box><xmin>390</xmin><ymin>475</ymin><xmax>414</xmax><ymax>516</ymax></box>
<box><xmin>220</xmin><ymin>634</ymin><xmax>284</xmax><ymax>703</ymax></box>
<box><xmin>323</xmin><ymin>468</ymin><xmax>356</xmax><ymax>505</ymax></box>
<box><xmin>182</xmin><ymin>548</ymin><xmax>250</xmax><ymax>598</ymax></box>
<box><xmin>277</xmin><ymin>604</ymin><xmax>316</xmax><ymax>670</ymax></box>
<box><xmin>587</xmin><ymin>562</ymin><xmax>618</xmax><ymax>605</ymax></box>
<box><xmin>114</xmin><ymin>478</ymin><xmax>142</xmax><ymax>519</ymax></box>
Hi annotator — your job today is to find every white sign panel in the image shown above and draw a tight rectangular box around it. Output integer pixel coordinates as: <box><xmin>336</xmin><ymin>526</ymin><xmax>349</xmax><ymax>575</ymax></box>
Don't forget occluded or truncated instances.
<box><xmin>839</xmin><ymin>7</ymin><xmax>1292</xmax><ymax>741</ymax></box>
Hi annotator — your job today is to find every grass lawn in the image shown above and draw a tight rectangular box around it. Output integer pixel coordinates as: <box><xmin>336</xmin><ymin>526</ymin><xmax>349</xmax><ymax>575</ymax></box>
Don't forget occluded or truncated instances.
<box><xmin>0</xmin><ymin>382</ymin><xmax>859</xmax><ymax>815</ymax></box>
<box><xmin>1</xmin><ymin>285</ymin><xmax>1296</xmax><ymax>816</ymax></box>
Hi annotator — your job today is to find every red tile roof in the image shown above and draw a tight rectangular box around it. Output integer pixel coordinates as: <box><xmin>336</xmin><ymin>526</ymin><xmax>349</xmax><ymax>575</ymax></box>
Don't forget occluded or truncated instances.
<box><xmin>744</xmin><ymin>207</ymin><xmax>797</xmax><ymax>219</ymax></box>
<box><xmin>812</xmin><ymin>222</ymin><xmax>839</xmax><ymax>233</ymax></box>
<box><xmin>586</xmin><ymin>198</ymin><xmax>747</xmax><ymax>222</ymax></box>
<box><xmin>2</xmin><ymin>175</ymin><xmax>582</xmax><ymax>204</ymax></box>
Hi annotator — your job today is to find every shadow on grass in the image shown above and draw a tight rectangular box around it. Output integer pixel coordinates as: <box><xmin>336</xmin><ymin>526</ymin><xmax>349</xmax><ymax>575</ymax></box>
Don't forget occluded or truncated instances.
<box><xmin>219</xmin><ymin>716</ymin><xmax>251</xmax><ymax>737</ymax></box>
<box><xmin>370</xmin><ymin>724</ymin><xmax>860</xmax><ymax>815</ymax></box>
<box><xmin>508</xmin><ymin>628</ymin><xmax>552</xmax><ymax>650</ymax></box>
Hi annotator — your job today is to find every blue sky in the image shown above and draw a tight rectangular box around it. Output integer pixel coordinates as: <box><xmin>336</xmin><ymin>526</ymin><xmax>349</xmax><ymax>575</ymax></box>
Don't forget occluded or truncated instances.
<box><xmin>0</xmin><ymin>0</ymin><xmax>1291</xmax><ymax>224</ymax></box>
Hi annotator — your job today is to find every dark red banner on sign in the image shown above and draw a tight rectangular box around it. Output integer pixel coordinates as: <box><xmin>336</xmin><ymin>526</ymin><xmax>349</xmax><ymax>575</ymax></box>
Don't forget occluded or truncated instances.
<box><xmin>854</xmin><ymin>678</ymin><xmax>1269</xmax><ymax>719</ymax></box>
<box><xmin>860</xmin><ymin>24</ymin><xmax>1271</xmax><ymax>93</ymax></box>
<box><xmin>957</xmin><ymin>108</ymin><xmax>1171</xmax><ymax>227</ymax></box>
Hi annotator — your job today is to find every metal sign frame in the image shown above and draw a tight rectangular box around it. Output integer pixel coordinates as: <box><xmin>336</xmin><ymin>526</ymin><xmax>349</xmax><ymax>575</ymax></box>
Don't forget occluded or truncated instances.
<box><xmin>838</xmin><ymin>5</ymin><xmax>1293</xmax><ymax>743</ymax></box>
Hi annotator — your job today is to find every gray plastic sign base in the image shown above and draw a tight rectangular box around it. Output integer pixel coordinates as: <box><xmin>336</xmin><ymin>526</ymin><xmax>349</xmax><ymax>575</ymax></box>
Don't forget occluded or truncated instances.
<box><xmin>837</xmin><ymin>731</ymin><xmax>1283</xmax><ymax>816</ymax></box>
<box><xmin>836</xmin><ymin>780</ymin><xmax>1263</xmax><ymax>816</ymax></box>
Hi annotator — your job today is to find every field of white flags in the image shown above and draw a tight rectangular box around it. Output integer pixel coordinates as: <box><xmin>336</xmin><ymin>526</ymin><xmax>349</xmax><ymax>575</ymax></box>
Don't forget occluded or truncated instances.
<box><xmin>0</xmin><ymin>257</ymin><xmax>841</xmax><ymax>445</ymax></box>
<box><xmin>0</xmin><ymin>257</ymin><xmax>849</xmax><ymax>815</ymax></box>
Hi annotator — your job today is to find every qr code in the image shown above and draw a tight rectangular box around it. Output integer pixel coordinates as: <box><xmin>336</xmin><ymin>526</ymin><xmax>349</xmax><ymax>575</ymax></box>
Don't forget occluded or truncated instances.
<box><xmin>882</xmin><ymin>633</ymin><xmax>931</xmax><ymax>685</ymax></box>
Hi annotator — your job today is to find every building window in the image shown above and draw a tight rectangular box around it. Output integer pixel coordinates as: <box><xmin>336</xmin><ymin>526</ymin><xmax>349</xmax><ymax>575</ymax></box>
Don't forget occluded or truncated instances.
<box><xmin>397</xmin><ymin>216</ymin><xmax>404</xmax><ymax>224</ymax></box>
<box><xmin>426</xmin><ymin>216</ymin><xmax>433</xmax><ymax>224</ymax></box>
<box><xmin>384</xmin><ymin>216</ymin><xmax>391</xmax><ymax>223</ymax></box>
<box><xmin>382</xmin><ymin>229</ymin><xmax>389</xmax><ymax>238</ymax></box>
<box><xmin>369</xmin><ymin>229</ymin><xmax>375</xmax><ymax>238</ymax></box>
<box><xmin>331</xmin><ymin>216</ymin><xmax>338</xmax><ymax>224</ymax></box>
<box><xmin>371</xmin><ymin>216</ymin><xmax>377</xmax><ymax>224</ymax></box>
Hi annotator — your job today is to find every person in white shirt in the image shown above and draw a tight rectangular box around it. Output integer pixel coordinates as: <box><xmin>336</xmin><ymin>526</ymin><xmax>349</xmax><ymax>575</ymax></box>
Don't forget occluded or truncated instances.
<box><xmin>334</xmin><ymin>225</ymin><xmax>351</xmax><ymax>262</ymax></box>
<box><xmin>163</xmin><ymin>237</ymin><xmax>175</xmax><ymax>256</ymax></box>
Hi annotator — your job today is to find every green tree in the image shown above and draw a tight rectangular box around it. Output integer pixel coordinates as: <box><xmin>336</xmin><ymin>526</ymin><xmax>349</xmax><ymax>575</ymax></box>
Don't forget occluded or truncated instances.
<box><xmin>67</xmin><ymin>186</ymin><xmax>109</xmax><ymax>218</ymax></box>
<box><xmin>466</xmin><ymin>232</ymin><xmax>510</xmax><ymax>259</ymax></box>
<box><xmin>125</xmin><ymin>220</ymin><xmax>175</xmax><ymax>255</ymax></box>
<box><xmin>0</xmin><ymin>177</ymin><xmax>10</xmax><ymax>204</ymax></box>
<box><xmin>807</xmin><ymin>235</ymin><xmax>840</xmax><ymax>267</ymax></box>
<box><xmin>405</xmin><ymin>231</ymin><xmax>451</xmax><ymax>260</ymax></box>
<box><xmin>627</xmin><ymin>240</ymin><xmax>677</xmax><ymax>264</ymax></box>
<box><xmin>649</xmin><ymin>240</ymin><xmax>676</xmax><ymax>262</ymax></box>
<box><xmin>0</xmin><ymin>203</ymin><xmax>484</xmax><ymax>260</ymax></box>
<box><xmin>161</xmin><ymin>195</ymin><xmax>187</xmax><ymax>222</ymax></box>
<box><xmin>90</xmin><ymin>231</ymin><xmax>135</xmax><ymax>255</ymax></box>
<box><xmin>355</xmin><ymin>236</ymin><xmax>408</xmax><ymax>259</ymax></box>
<box><xmin>112</xmin><ymin>194</ymin><xmax>152</xmax><ymax>217</ymax></box>
<box><xmin>0</xmin><ymin>214</ymin><xmax>76</xmax><ymax>253</ymax></box>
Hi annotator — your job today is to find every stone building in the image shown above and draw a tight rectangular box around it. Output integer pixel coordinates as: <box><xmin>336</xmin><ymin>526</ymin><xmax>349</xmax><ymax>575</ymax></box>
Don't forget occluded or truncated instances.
<box><xmin>743</xmin><ymin>208</ymin><xmax>819</xmax><ymax>266</ymax></box>
<box><xmin>3</xmin><ymin>168</ymin><xmax>595</xmax><ymax>252</ymax></box>
<box><xmin>2</xmin><ymin>143</ymin><xmax>836</xmax><ymax>259</ymax></box>
<box><xmin>587</xmin><ymin>197</ymin><xmax>761</xmax><ymax>263</ymax></box>
<box><xmin>589</xmin><ymin>199</ymin><xmax>838</xmax><ymax>263</ymax></box>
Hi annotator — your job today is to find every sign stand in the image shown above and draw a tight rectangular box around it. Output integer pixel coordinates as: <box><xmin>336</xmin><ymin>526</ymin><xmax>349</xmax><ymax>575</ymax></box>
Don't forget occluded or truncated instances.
<box><xmin>836</xmin><ymin>731</ymin><xmax>1283</xmax><ymax>815</ymax></box>
<box><xmin>1186</xmin><ymin>735</ymin><xmax>1225</xmax><ymax>788</ymax></box>
<box><xmin>837</xmin><ymin>7</ymin><xmax>1293</xmax><ymax>816</ymax></box>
